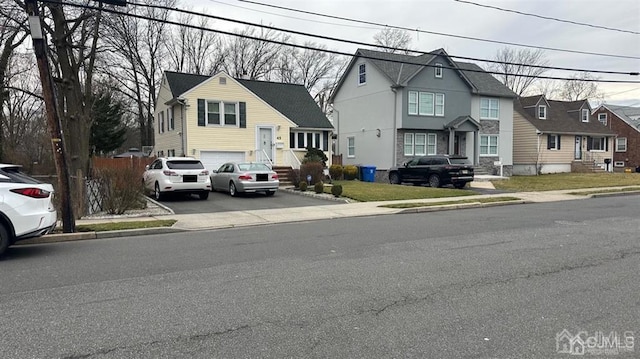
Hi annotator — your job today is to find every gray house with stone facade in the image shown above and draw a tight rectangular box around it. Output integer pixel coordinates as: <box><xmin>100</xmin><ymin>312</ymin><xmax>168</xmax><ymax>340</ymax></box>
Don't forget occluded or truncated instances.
<box><xmin>330</xmin><ymin>48</ymin><xmax>517</xmax><ymax>178</ymax></box>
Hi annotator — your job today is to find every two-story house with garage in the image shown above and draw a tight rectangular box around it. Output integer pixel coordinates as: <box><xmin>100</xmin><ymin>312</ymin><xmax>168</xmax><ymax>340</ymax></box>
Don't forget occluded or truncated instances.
<box><xmin>330</xmin><ymin>48</ymin><xmax>517</xmax><ymax>179</ymax></box>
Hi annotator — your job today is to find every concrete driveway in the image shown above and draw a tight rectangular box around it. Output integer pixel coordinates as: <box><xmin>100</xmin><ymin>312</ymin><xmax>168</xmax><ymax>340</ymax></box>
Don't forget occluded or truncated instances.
<box><xmin>155</xmin><ymin>189</ymin><xmax>341</xmax><ymax>214</ymax></box>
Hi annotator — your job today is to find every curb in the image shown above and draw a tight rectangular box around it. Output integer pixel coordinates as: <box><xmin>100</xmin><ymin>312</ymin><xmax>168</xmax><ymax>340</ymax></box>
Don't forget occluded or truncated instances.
<box><xmin>396</xmin><ymin>200</ymin><xmax>526</xmax><ymax>214</ymax></box>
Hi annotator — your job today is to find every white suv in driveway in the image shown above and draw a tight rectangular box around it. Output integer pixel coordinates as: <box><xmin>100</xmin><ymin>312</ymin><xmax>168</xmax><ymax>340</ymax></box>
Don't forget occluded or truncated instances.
<box><xmin>143</xmin><ymin>157</ymin><xmax>211</xmax><ymax>201</ymax></box>
<box><xmin>0</xmin><ymin>164</ymin><xmax>57</xmax><ymax>257</ymax></box>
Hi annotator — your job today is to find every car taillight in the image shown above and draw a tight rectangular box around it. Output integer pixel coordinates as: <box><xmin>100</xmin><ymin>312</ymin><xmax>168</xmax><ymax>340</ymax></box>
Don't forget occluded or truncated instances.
<box><xmin>11</xmin><ymin>188</ymin><xmax>51</xmax><ymax>199</ymax></box>
<box><xmin>238</xmin><ymin>173</ymin><xmax>253</xmax><ymax>180</ymax></box>
<box><xmin>163</xmin><ymin>170</ymin><xmax>178</xmax><ymax>176</ymax></box>
<box><xmin>272</xmin><ymin>174</ymin><xmax>279</xmax><ymax>180</ymax></box>
<box><xmin>199</xmin><ymin>170</ymin><xmax>209</xmax><ymax>176</ymax></box>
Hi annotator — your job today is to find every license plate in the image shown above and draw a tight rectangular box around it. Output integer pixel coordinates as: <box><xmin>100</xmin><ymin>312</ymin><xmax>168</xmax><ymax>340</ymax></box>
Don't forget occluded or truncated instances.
<box><xmin>256</xmin><ymin>173</ymin><xmax>268</xmax><ymax>182</ymax></box>
<box><xmin>183</xmin><ymin>175</ymin><xmax>197</xmax><ymax>182</ymax></box>
<box><xmin>461</xmin><ymin>170</ymin><xmax>469</xmax><ymax>174</ymax></box>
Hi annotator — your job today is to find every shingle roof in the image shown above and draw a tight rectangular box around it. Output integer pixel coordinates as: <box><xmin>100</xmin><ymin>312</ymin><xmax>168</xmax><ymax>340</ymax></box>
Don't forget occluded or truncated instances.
<box><xmin>237</xmin><ymin>79</ymin><xmax>333</xmax><ymax>129</ymax></box>
<box><xmin>163</xmin><ymin>71</ymin><xmax>332</xmax><ymax>129</ymax></box>
<box><xmin>515</xmin><ymin>97</ymin><xmax>616</xmax><ymax>136</ymax></box>
<box><xmin>353</xmin><ymin>48</ymin><xmax>517</xmax><ymax>98</ymax></box>
<box><xmin>602</xmin><ymin>104</ymin><xmax>640</xmax><ymax>129</ymax></box>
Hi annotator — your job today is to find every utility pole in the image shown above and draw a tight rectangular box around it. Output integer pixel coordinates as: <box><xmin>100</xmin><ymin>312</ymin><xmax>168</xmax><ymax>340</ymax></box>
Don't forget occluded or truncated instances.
<box><xmin>25</xmin><ymin>0</ymin><xmax>75</xmax><ymax>232</ymax></box>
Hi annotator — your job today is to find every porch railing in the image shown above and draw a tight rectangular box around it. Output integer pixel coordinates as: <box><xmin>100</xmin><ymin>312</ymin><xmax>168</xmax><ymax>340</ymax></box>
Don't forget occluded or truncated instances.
<box><xmin>284</xmin><ymin>149</ymin><xmax>301</xmax><ymax>170</ymax></box>
<box><xmin>254</xmin><ymin>149</ymin><xmax>274</xmax><ymax>167</ymax></box>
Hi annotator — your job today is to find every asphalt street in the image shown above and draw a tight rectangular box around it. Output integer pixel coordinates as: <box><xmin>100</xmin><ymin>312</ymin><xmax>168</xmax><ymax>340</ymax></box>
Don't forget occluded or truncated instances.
<box><xmin>1</xmin><ymin>195</ymin><xmax>638</xmax><ymax>358</ymax></box>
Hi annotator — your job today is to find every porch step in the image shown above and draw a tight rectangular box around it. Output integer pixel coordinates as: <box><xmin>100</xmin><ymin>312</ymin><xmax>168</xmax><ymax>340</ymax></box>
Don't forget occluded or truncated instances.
<box><xmin>571</xmin><ymin>161</ymin><xmax>606</xmax><ymax>173</ymax></box>
<box><xmin>273</xmin><ymin>166</ymin><xmax>295</xmax><ymax>187</ymax></box>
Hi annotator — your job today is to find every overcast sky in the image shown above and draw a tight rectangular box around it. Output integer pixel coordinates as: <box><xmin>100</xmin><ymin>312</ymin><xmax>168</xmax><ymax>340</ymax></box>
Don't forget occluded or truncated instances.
<box><xmin>180</xmin><ymin>0</ymin><xmax>640</xmax><ymax>106</ymax></box>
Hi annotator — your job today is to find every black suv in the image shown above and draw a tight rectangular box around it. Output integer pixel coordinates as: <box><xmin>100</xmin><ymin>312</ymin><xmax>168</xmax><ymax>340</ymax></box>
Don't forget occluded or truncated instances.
<box><xmin>388</xmin><ymin>155</ymin><xmax>474</xmax><ymax>188</ymax></box>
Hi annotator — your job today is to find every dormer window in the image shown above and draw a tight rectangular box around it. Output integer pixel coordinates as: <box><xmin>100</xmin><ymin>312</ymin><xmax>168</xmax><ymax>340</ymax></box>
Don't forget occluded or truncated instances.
<box><xmin>358</xmin><ymin>63</ymin><xmax>366</xmax><ymax>85</ymax></box>
<box><xmin>598</xmin><ymin>113</ymin><xmax>607</xmax><ymax>125</ymax></box>
<box><xmin>538</xmin><ymin>105</ymin><xmax>547</xmax><ymax>119</ymax></box>
<box><xmin>435</xmin><ymin>63</ymin><xmax>443</xmax><ymax>78</ymax></box>
<box><xmin>581</xmin><ymin>109</ymin><xmax>589</xmax><ymax>122</ymax></box>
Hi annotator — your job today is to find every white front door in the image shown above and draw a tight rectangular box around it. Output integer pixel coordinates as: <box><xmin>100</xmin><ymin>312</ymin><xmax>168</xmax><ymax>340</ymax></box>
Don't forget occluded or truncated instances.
<box><xmin>574</xmin><ymin>136</ymin><xmax>582</xmax><ymax>160</ymax></box>
<box><xmin>259</xmin><ymin>127</ymin><xmax>274</xmax><ymax>162</ymax></box>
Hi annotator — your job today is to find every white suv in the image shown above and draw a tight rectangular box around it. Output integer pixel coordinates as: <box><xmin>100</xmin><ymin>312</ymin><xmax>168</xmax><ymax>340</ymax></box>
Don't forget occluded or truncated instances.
<box><xmin>143</xmin><ymin>157</ymin><xmax>211</xmax><ymax>201</ymax></box>
<box><xmin>0</xmin><ymin>164</ymin><xmax>57</xmax><ymax>257</ymax></box>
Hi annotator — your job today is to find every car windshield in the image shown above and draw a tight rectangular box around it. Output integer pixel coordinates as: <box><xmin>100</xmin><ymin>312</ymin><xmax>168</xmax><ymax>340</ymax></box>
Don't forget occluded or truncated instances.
<box><xmin>166</xmin><ymin>160</ymin><xmax>204</xmax><ymax>170</ymax></box>
<box><xmin>450</xmin><ymin>158</ymin><xmax>471</xmax><ymax>165</ymax></box>
<box><xmin>0</xmin><ymin>167</ymin><xmax>42</xmax><ymax>184</ymax></box>
<box><xmin>237</xmin><ymin>163</ymin><xmax>271</xmax><ymax>171</ymax></box>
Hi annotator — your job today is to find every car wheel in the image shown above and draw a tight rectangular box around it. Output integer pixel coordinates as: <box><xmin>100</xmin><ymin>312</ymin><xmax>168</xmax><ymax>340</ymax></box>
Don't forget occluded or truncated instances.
<box><xmin>265</xmin><ymin>190</ymin><xmax>276</xmax><ymax>196</ymax></box>
<box><xmin>389</xmin><ymin>172</ymin><xmax>401</xmax><ymax>185</ymax></box>
<box><xmin>229</xmin><ymin>182</ymin><xmax>238</xmax><ymax>197</ymax></box>
<box><xmin>454</xmin><ymin>182</ymin><xmax>467</xmax><ymax>189</ymax></box>
<box><xmin>428</xmin><ymin>174</ymin><xmax>441</xmax><ymax>188</ymax></box>
<box><xmin>199</xmin><ymin>191</ymin><xmax>209</xmax><ymax>200</ymax></box>
<box><xmin>154</xmin><ymin>182</ymin><xmax>165</xmax><ymax>201</ymax></box>
<box><xmin>0</xmin><ymin>224</ymin><xmax>9</xmax><ymax>258</ymax></box>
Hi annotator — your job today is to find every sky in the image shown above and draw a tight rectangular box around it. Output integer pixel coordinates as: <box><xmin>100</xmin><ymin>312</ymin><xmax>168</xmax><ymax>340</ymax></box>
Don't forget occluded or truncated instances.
<box><xmin>179</xmin><ymin>0</ymin><xmax>640</xmax><ymax>106</ymax></box>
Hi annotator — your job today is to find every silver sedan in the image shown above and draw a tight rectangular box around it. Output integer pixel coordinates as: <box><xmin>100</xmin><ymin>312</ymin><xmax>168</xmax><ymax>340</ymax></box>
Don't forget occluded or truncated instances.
<box><xmin>210</xmin><ymin>162</ymin><xmax>279</xmax><ymax>196</ymax></box>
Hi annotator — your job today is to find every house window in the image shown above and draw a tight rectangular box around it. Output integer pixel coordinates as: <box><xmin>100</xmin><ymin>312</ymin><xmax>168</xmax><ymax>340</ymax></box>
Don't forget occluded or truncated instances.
<box><xmin>480</xmin><ymin>98</ymin><xmax>499</xmax><ymax>119</ymax></box>
<box><xmin>435</xmin><ymin>94</ymin><xmax>445</xmax><ymax>116</ymax></box>
<box><xmin>291</xmin><ymin>131</ymin><xmax>327</xmax><ymax>150</ymax></box>
<box><xmin>598</xmin><ymin>113</ymin><xmax>607</xmax><ymax>125</ymax></box>
<box><xmin>167</xmin><ymin>149</ymin><xmax>175</xmax><ymax>157</ymax></box>
<box><xmin>415</xmin><ymin>133</ymin><xmax>426</xmax><ymax>155</ymax></box>
<box><xmin>480</xmin><ymin>135</ymin><xmax>499</xmax><ymax>156</ymax></box>
<box><xmin>581</xmin><ymin>109</ymin><xmax>589</xmax><ymax>122</ymax></box>
<box><xmin>404</xmin><ymin>133</ymin><xmax>414</xmax><ymax>156</ymax></box>
<box><xmin>435</xmin><ymin>63</ymin><xmax>443</xmax><ymax>78</ymax></box>
<box><xmin>206</xmin><ymin>101</ymin><xmax>237</xmax><ymax>126</ymax></box>
<box><xmin>347</xmin><ymin>136</ymin><xmax>355</xmax><ymax>157</ymax></box>
<box><xmin>538</xmin><ymin>105</ymin><xmax>547</xmax><ymax>119</ymax></box>
<box><xmin>168</xmin><ymin>107</ymin><xmax>175</xmax><ymax>130</ymax></box>
<box><xmin>408</xmin><ymin>91</ymin><xmax>444</xmax><ymax>116</ymax></box>
<box><xmin>408</xmin><ymin>91</ymin><xmax>418</xmax><ymax>115</ymax></box>
<box><xmin>358</xmin><ymin>63</ymin><xmax>366</xmax><ymax>85</ymax></box>
<box><xmin>159</xmin><ymin>112</ymin><xmax>165</xmax><ymax>134</ymax></box>
<box><xmin>427</xmin><ymin>133</ymin><xmax>437</xmax><ymax>155</ymax></box>
<box><xmin>616</xmin><ymin>137</ymin><xmax>627</xmax><ymax>152</ymax></box>
<box><xmin>547</xmin><ymin>134</ymin><xmax>560</xmax><ymax>150</ymax></box>
<box><xmin>614</xmin><ymin>161</ymin><xmax>625</xmax><ymax>167</ymax></box>
<box><xmin>589</xmin><ymin>136</ymin><xmax>606</xmax><ymax>151</ymax></box>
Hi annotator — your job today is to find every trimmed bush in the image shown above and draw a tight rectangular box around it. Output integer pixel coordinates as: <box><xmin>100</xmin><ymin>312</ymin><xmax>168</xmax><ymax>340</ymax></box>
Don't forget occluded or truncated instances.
<box><xmin>298</xmin><ymin>181</ymin><xmax>308</xmax><ymax>191</ymax></box>
<box><xmin>288</xmin><ymin>168</ymin><xmax>301</xmax><ymax>188</ymax></box>
<box><xmin>331</xmin><ymin>184</ymin><xmax>343</xmax><ymax>197</ymax></box>
<box><xmin>300</xmin><ymin>161</ymin><xmax>324</xmax><ymax>185</ymax></box>
<box><xmin>343</xmin><ymin>165</ymin><xmax>358</xmax><ymax>180</ymax></box>
<box><xmin>314</xmin><ymin>181</ymin><xmax>324</xmax><ymax>194</ymax></box>
<box><xmin>329</xmin><ymin>164</ymin><xmax>343</xmax><ymax>181</ymax></box>
<box><xmin>303</xmin><ymin>147</ymin><xmax>328</xmax><ymax>167</ymax></box>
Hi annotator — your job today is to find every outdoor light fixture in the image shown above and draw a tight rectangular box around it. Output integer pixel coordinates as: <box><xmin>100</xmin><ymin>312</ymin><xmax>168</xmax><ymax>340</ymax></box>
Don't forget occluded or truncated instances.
<box><xmin>28</xmin><ymin>16</ymin><xmax>43</xmax><ymax>39</ymax></box>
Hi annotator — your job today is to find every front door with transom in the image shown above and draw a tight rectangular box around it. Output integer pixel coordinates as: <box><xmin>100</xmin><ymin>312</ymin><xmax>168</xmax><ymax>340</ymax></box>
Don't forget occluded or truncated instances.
<box><xmin>259</xmin><ymin>127</ymin><xmax>274</xmax><ymax>162</ymax></box>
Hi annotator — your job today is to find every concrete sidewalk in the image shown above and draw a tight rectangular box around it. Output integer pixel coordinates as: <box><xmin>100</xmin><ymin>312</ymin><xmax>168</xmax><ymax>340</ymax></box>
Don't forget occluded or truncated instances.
<box><xmin>17</xmin><ymin>185</ymin><xmax>640</xmax><ymax>246</ymax></box>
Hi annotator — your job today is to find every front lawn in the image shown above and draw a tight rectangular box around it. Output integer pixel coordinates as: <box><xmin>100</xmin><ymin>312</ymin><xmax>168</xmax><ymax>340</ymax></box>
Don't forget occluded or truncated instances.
<box><xmin>491</xmin><ymin>173</ymin><xmax>640</xmax><ymax>191</ymax></box>
<box><xmin>329</xmin><ymin>180</ymin><xmax>474</xmax><ymax>202</ymax></box>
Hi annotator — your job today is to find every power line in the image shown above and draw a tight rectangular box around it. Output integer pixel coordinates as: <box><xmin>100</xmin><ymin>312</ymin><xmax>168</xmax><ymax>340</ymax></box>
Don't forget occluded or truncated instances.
<box><xmin>129</xmin><ymin>1</ymin><xmax>638</xmax><ymax>77</ymax></box>
<box><xmin>454</xmin><ymin>0</ymin><xmax>640</xmax><ymax>35</ymax></box>
<box><xmin>47</xmin><ymin>1</ymin><xmax>640</xmax><ymax>83</ymax></box>
<box><xmin>236</xmin><ymin>0</ymin><xmax>640</xmax><ymax>61</ymax></box>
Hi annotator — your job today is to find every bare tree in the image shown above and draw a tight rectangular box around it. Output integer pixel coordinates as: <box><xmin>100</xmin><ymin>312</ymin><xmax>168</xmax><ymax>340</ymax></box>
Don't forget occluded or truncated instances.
<box><xmin>101</xmin><ymin>0</ymin><xmax>175</xmax><ymax>148</ymax></box>
<box><xmin>489</xmin><ymin>47</ymin><xmax>550</xmax><ymax>96</ymax></box>
<box><xmin>559</xmin><ymin>72</ymin><xmax>603</xmax><ymax>102</ymax></box>
<box><xmin>224</xmin><ymin>27</ymin><xmax>287</xmax><ymax>80</ymax></box>
<box><xmin>276</xmin><ymin>42</ymin><xmax>335</xmax><ymax>91</ymax></box>
<box><xmin>165</xmin><ymin>12</ymin><xmax>225</xmax><ymax>75</ymax></box>
<box><xmin>373</xmin><ymin>28</ymin><xmax>413</xmax><ymax>54</ymax></box>
<box><xmin>531</xmin><ymin>79</ymin><xmax>561</xmax><ymax>99</ymax></box>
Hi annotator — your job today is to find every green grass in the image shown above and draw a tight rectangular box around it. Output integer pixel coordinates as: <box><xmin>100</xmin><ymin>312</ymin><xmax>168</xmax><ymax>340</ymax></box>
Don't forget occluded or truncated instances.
<box><xmin>380</xmin><ymin>196</ymin><xmax>522</xmax><ymax>209</ymax></box>
<box><xmin>328</xmin><ymin>180</ymin><xmax>474</xmax><ymax>202</ymax></box>
<box><xmin>567</xmin><ymin>186</ymin><xmax>640</xmax><ymax>196</ymax></box>
<box><xmin>491</xmin><ymin>173</ymin><xmax>640</xmax><ymax>191</ymax></box>
<box><xmin>73</xmin><ymin>220</ymin><xmax>177</xmax><ymax>233</ymax></box>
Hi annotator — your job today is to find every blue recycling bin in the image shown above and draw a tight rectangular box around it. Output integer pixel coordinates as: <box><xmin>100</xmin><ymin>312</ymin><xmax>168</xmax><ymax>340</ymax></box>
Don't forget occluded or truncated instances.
<box><xmin>360</xmin><ymin>166</ymin><xmax>376</xmax><ymax>182</ymax></box>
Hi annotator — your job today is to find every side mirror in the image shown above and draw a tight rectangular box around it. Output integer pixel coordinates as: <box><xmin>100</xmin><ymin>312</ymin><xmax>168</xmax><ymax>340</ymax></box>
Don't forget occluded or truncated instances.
<box><xmin>145</xmin><ymin>165</ymin><xmax>149</xmax><ymax>170</ymax></box>
<box><xmin>211</xmin><ymin>169</ymin><xmax>218</xmax><ymax>174</ymax></box>
<box><xmin>402</xmin><ymin>162</ymin><xmax>408</xmax><ymax>167</ymax></box>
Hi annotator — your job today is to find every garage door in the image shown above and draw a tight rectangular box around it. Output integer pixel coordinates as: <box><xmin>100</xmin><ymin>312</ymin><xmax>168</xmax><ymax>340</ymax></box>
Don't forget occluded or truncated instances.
<box><xmin>200</xmin><ymin>151</ymin><xmax>246</xmax><ymax>172</ymax></box>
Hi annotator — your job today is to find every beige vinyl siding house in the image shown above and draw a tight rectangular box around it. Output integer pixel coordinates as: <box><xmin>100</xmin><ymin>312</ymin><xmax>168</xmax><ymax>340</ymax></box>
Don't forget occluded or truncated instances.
<box><xmin>153</xmin><ymin>71</ymin><xmax>333</xmax><ymax>172</ymax></box>
<box><xmin>512</xmin><ymin>95</ymin><xmax>615</xmax><ymax>175</ymax></box>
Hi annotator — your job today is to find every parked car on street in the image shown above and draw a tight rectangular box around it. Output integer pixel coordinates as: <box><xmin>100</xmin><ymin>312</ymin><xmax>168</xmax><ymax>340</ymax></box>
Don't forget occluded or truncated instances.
<box><xmin>211</xmin><ymin>162</ymin><xmax>279</xmax><ymax>197</ymax></box>
<box><xmin>143</xmin><ymin>157</ymin><xmax>211</xmax><ymax>201</ymax></box>
<box><xmin>0</xmin><ymin>164</ymin><xmax>57</xmax><ymax>257</ymax></box>
<box><xmin>388</xmin><ymin>155</ymin><xmax>474</xmax><ymax>188</ymax></box>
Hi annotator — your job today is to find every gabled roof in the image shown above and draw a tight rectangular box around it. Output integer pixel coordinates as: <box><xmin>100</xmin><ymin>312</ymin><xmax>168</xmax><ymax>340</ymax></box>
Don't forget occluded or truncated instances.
<box><xmin>445</xmin><ymin>115</ymin><xmax>480</xmax><ymax>130</ymax></box>
<box><xmin>330</xmin><ymin>48</ymin><xmax>516</xmax><ymax>102</ymax></box>
<box><xmin>515</xmin><ymin>96</ymin><xmax>615</xmax><ymax>136</ymax></box>
<box><xmin>596</xmin><ymin>104</ymin><xmax>640</xmax><ymax>130</ymax></box>
<box><xmin>162</xmin><ymin>71</ymin><xmax>332</xmax><ymax>130</ymax></box>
